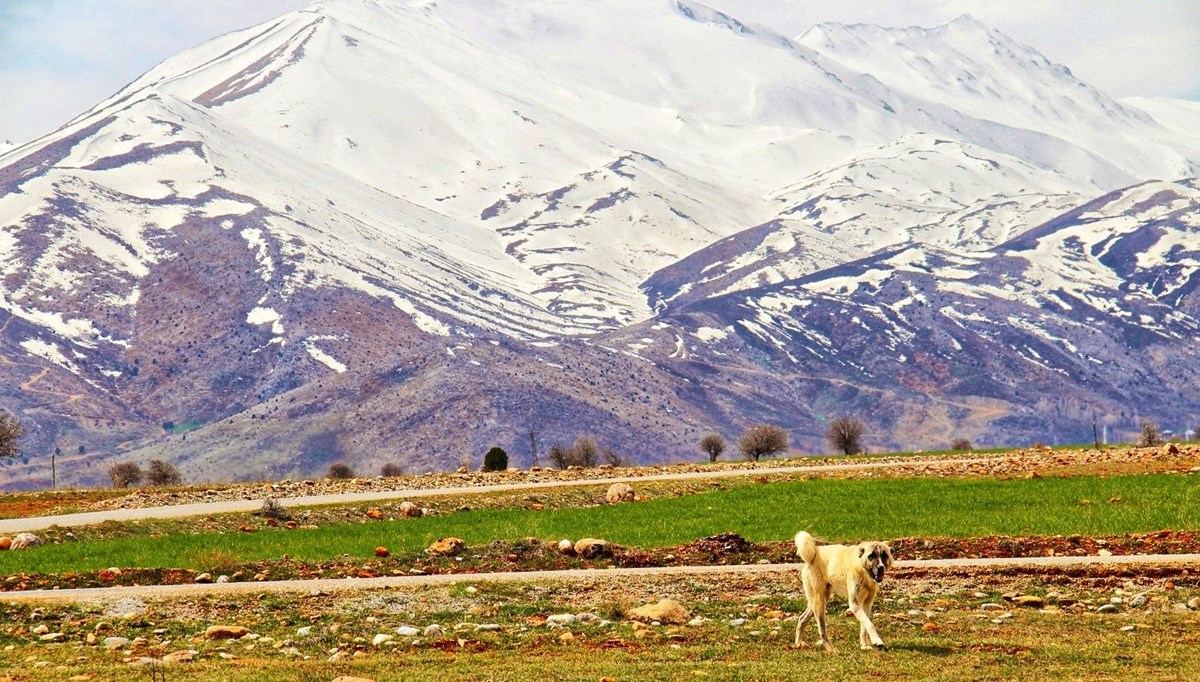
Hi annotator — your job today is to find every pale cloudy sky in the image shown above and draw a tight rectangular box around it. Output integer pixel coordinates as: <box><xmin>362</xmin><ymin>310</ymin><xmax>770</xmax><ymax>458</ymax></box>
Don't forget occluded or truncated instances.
<box><xmin>1</xmin><ymin>0</ymin><xmax>1197</xmax><ymax>146</ymax></box>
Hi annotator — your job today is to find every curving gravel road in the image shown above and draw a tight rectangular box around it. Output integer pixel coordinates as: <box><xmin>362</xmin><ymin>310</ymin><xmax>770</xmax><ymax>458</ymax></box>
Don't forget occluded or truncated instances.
<box><xmin>0</xmin><ymin>456</ymin><xmax>1001</xmax><ymax>533</ymax></box>
<box><xmin>1</xmin><ymin>553</ymin><xmax>1196</xmax><ymax>604</ymax></box>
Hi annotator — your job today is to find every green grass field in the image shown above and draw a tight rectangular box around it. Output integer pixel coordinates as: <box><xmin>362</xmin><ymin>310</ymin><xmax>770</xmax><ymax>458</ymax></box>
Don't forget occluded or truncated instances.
<box><xmin>3</xmin><ymin>471</ymin><xmax>1196</xmax><ymax>575</ymax></box>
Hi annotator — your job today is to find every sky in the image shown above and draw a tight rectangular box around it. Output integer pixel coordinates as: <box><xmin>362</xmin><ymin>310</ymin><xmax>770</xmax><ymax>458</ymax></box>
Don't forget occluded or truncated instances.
<box><xmin>1</xmin><ymin>0</ymin><xmax>1198</xmax><ymax>146</ymax></box>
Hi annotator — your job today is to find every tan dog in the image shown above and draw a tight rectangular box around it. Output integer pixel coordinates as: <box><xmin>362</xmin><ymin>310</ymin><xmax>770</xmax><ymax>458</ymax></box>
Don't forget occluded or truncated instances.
<box><xmin>794</xmin><ymin>531</ymin><xmax>893</xmax><ymax>651</ymax></box>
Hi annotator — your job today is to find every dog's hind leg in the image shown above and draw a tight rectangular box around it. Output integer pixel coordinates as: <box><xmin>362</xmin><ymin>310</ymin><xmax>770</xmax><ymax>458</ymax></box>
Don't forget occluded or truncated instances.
<box><xmin>794</xmin><ymin>606</ymin><xmax>813</xmax><ymax>648</ymax></box>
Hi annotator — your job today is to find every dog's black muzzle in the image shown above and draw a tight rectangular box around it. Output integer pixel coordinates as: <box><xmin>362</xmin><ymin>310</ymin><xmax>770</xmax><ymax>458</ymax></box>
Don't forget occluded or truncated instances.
<box><xmin>872</xmin><ymin>566</ymin><xmax>886</xmax><ymax>583</ymax></box>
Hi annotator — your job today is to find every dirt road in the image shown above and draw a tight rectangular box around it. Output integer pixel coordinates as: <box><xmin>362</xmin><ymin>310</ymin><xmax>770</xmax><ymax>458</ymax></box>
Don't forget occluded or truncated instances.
<box><xmin>3</xmin><ymin>553</ymin><xmax>1196</xmax><ymax>604</ymax></box>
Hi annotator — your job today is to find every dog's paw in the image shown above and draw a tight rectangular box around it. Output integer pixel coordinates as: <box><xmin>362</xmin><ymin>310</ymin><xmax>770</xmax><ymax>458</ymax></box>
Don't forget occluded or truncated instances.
<box><xmin>872</xmin><ymin>641</ymin><xmax>887</xmax><ymax>651</ymax></box>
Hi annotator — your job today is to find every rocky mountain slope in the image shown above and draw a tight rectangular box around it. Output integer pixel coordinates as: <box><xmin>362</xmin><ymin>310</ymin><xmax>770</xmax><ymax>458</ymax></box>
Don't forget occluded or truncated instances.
<box><xmin>1</xmin><ymin>0</ymin><xmax>1198</xmax><ymax>488</ymax></box>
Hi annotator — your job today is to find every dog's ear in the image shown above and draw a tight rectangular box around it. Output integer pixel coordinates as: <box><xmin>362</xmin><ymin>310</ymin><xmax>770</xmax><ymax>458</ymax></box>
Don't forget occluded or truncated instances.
<box><xmin>858</xmin><ymin>546</ymin><xmax>865</xmax><ymax>557</ymax></box>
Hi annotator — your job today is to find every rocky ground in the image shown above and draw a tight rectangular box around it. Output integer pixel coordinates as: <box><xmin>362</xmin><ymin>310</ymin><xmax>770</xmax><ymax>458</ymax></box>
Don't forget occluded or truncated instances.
<box><xmin>19</xmin><ymin>442</ymin><xmax>1198</xmax><ymax>516</ymax></box>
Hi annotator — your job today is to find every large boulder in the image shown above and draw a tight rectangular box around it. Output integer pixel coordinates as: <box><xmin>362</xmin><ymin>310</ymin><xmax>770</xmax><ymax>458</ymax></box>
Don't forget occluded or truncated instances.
<box><xmin>605</xmin><ymin>483</ymin><xmax>635</xmax><ymax>504</ymax></box>
<box><xmin>629</xmin><ymin>599</ymin><xmax>691</xmax><ymax>625</ymax></box>
<box><xmin>9</xmin><ymin>533</ymin><xmax>42</xmax><ymax>551</ymax></box>
<box><xmin>426</xmin><ymin>537</ymin><xmax>466</xmax><ymax>556</ymax></box>
<box><xmin>574</xmin><ymin>538</ymin><xmax>613</xmax><ymax>559</ymax></box>
<box><xmin>398</xmin><ymin>501</ymin><xmax>423</xmax><ymax>518</ymax></box>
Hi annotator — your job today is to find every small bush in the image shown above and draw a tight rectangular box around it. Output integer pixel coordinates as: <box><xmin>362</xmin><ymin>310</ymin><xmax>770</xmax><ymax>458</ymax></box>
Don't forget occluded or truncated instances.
<box><xmin>327</xmin><ymin>462</ymin><xmax>357</xmax><ymax>479</ymax></box>
<box><xmin>108</xmin><ymin>461</ymin><xmax>143</xmax><ymax>488</ymax></box>
<box><xmin>1139</xmin><ymin>419</ymin><xmax>1164</xmax><ymax>447</ymax></box>
<box><xmin>145</xmin><ymin>459</ymin><xmax>183</xmax><ymax>486</ymax></box>
<box><xmin>483</xmin><ymin>446</ymin><xmax>508</xmax><ymax>472</ymax></box>
<box><xmin>380</xmin><ymin>462</ymin><xmax>404</xmax><ymax>478</ymax></box>
<box><xmin>257</xmin><ymin>497</ymin><xmax>292</xmax><ymax>521</ymax></box>
<box><xmin>826</xmin><ymin>416</ymin><xmax>865</xmax><ymax>455</ymax></box>
<box><xmin>700</xmin><ymin>433</ymin><xmax>726</xmax><ymax>463</ymax></box>
<box><xmin>950</xmin><ymin>438</ymin><xmax>973</xmax><ymax>452</ymax></box>
<box><xmin>0</xmin><ymin>412</ymin><xmax>23</xmax><ymax>461</ymax></box>
<box><xmin>738</xmin><ymin>425</ymin><xmax>789</xmax><ymax>462</ymax></box>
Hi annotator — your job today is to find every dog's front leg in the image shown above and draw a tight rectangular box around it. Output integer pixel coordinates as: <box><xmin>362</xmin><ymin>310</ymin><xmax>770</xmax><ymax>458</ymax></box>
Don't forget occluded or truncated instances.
<box><xmin>848</xmin><ymin>585</ymin><xmax>885</xmax><ymax>650</ymax></box>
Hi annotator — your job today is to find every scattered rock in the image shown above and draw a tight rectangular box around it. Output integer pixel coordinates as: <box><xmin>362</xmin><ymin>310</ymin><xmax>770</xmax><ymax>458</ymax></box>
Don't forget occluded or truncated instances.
<box><xmin>1130</xmin><ymin>594</ymin><xmax>1148</xmax><ymax>608</ymax></box>
<box><xmin>331</xmin><ymin>677</ymin><xmax>376</xmax><ymax>682</ymax></box>
<box><xmin>296</xmin><ymin>626</ymin><xmax>312</xmax><ymax>637</ymax></box>
<box><xmin>547</xmin><ymin>614</ymin><xmax>577</xmax><ymax>626</ymax></box>
<box><xmin>426</xmin><ymin>537</ymin><xmax>466</xmax><ymax>556</ymax></box>
<box><xmin>574</xmin><ymin>538</ymin><xmax>613</xmax><ymax>559</ymax></box>
<box><xmin>103</xmin><ymin>637</ymin><xmax>130</xmax><ymax>650</ymax></box>
<box><xmin>398</xmin><ymin>501</ymin><xmax>423</xmax><ymax>518</ymax></box>
<box><xmin>729</xmin><ymin>618</ymin><xmax>747</xmax><ymax>627</ymax></box>
<box><xmin>371</xmin><ymin>634</ymin><xmax>394</xmax><ymax>646</ymax></box>
<box><xmin>9</xmin><ymin>533</ymin><xmax>43</xmax><ymax>551</ymax></box>
<box><xmin>1188</xmin><ymin>597</ymin><xmax>1200</xmax><ymax>610</ymax></box>
<box><xmin>605</xmin><ymin>483</ymin><xmax>635</xmax><ymax>504</ymax></box>
<box><xmin>423</xmin><ymin>624</ymin><xmax>445</xmax><ymax>638</ymax></box>
<box><xmin>1013</xmin><ymin>596</ymin><xmax>1045</xmax><ymax>609</ymax></box>
<box><xmin>161</xmin><ymin>650</ymin><xmax>197</xmax><ymax>664</ymax></box>
<box><xmin>1097</xmin><ymin>604</ymin><xmax>1119</xmax><ymax>614</ymax></box>
<box><xmin>38</xmin><ymin>632</ymin><xmax>65</xmax><ymax>642</ymax></box>
<box><xmin>396</xmin><ymin>626</ymin><xmax>420</xmax><ymax>637</ymax></box>
<box><xmin>922</xmin><ymin>622</ymin><xmax>940</xmax><ymax>633</ymax></box>
<box><xmin>474</xmin><ymin>624</ymin><xmax>501</xmax><ymax>632</ymax></box>
<box><xmin>1164</xmin><ymin>443</ymin><xmax>1180</xmax><ymax>455</ymax></box>
<box><xmin>32</xmin><ymin>624</ymin><xmax>49</xmax><ymax>635</ymax></box>
<box><xmin>194</xmin><ymin>573</ymin><xmax>213</xmax><ymax>584</ymax></box>
<box><xmin>204</xmin><ymin>625</ymin><xmax>250</xmax><ymax>640</ymax></box>
<box><xmin>0</xmin><ymin>536</ymin><xmax>11</xmax><ymax>550</ymax></box>
<box><xmin>980</xmin><ymin>603</ymin><xmax>1004</xmax><ymax>611</ymax></box>
<box><xmin>365</xmin><ymin>509</ymin><xmax>384</xmax><ymax>520</ymax></box>
<box><xmin>374</xmin><ymin>546</ymin><xmax>390</xmax><ymax>558</ymax></box>
<box><xmin>557</xmin><ymin>539</ymin><xmax>576</xmax><ymax>556</ymax></box>
<box><xmin>629</xmin><ymin>599</ymin><xmax>691</xmax><ymax>625</ymax></box>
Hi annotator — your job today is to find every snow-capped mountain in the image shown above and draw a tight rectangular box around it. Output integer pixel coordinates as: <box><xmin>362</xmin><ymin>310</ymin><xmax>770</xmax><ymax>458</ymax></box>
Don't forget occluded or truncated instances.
<box><xmin>2</xmin><ymin>0</ymin><xmax>1199</xmax><ymax>487</ymax></box>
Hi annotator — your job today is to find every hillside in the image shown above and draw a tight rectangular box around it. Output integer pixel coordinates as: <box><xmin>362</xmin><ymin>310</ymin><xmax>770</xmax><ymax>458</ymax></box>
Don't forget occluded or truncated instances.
<box><xmin>2</xmin><ymin>0</ymin><xmax>1199</xmax><ymax>487</ymax></box>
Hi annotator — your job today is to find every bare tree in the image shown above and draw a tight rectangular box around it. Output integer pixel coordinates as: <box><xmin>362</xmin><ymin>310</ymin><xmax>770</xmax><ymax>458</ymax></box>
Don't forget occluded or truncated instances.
<box><xmin>0</xmin><ymin>413</ymin><xmax>23</xmax><ymax>461</ymax></box>
<box><xmin>826</xmin><ymin>416</ymin><xmax>865</xmax><ymax>455</ymax></box>
<box><xmin>108</xmin><ymin>461</ymin><xmax>144</xmax><ymax>488</ymax></box>
<box><xmin>547</xmin><ymin>436</ymin><xmax>605</xmax><ymax>469</ymax></box>
<box><xmin>950</xmin><ymin>438</ymin><xmax>973</xmax><ymax>452</ymax></box>
<box><xmin>1138</xmin><ymin>419</ymin><xmax>1164</xmax><ymax>447</ymax></box>
<box><xmin>145</xmin><ymin>459</ymin><xmax>183</xmax><ymax>486</ymax></box>
<box><xmin>380</xmin><ymin>462</ymin><xmax>404</xmax><ymax>478</ymax></box>
<box><xmin>738</xmin><ymin>425</ymin><xmax>789</xmax><ymax>462</ymax></box>
<box><xmin>700</xmin><ymin>433</ymin><xmax>727</xmax><ymax>463</ymax></box>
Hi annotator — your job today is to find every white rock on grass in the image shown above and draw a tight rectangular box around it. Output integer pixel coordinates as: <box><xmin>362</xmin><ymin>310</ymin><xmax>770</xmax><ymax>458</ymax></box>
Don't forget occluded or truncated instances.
<box><xmin>371</xmin><ymin>634</ymin><xmax>394</xmax><ymax>646</ymax></box>
<box><xmin>423</xmin><ymin>624</ymin><xmax>445</xmax><ymax>638</ymax></box>
<box><xmin>395</xmin><ymin>626</ymin><xmax>420</xmax><ymax>637</ymax></box>
<box><xmin>547</xmin><ymin>614</ymin><xmax>577</xmax><ymax>626</ymax></box>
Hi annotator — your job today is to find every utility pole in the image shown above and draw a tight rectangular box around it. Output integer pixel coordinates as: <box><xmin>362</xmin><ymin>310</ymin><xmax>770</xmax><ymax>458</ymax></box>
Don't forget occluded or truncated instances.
<box><xmin>1092</xmin><ymin>415</ymin><xmax>1099</xmax><ymax>449</ymax></box>
<box><xmin>528</xmin><ymin>430</ymin><xmax>539</xmax><ymax>468</ymax></box>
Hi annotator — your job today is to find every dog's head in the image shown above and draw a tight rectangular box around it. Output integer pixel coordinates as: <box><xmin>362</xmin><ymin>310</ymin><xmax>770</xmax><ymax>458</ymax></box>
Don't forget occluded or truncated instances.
<box><xmin>858</xmin><ymin>542</ymin><xmax>894</xmax><ymax>583</ymax></box>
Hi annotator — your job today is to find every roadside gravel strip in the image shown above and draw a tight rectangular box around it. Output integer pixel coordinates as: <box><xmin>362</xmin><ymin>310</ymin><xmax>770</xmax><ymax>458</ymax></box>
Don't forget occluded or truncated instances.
<box><xmin>2</xmin><ymin>554</ymin><xmax>1197</xmax><ymax>604</ymax></box>
<box><xmin>0</xmin><ymin>457</ymin><xmax>1002</xmax><ymax>533</ymax></box>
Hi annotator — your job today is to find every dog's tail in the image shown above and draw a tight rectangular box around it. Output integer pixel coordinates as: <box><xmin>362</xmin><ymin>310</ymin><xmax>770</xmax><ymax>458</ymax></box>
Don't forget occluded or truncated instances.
<box><xmin>794</xmin><ymin>531</ymin><xmax>818</xmax><ymax>564</ymax></box>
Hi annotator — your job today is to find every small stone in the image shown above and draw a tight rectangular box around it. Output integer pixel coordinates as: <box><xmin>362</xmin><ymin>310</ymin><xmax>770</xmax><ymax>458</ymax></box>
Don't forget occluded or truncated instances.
<box><xmin>605</xmin><ymin>483</ymin><xmax>635</xmax><ymax>504</ymax></box>
<box><xmin>922</xmin><ymin>622</ymin><xmax>940</xmax><ymax>633</ymax></box>
<box><xmin>0</xmin><ymin>536</ymin><xmax>12</xmax><ymax>550</ymax></box>
<box><xmin>1130</xmin><ymin>594</ymin><xmax>1148</xmax><ymax>608</ymax></box>
<box><xmin>547</xmin><ymin>614</ymin><xmax>576</xmax><ymax>626</ymax></box>
<box><xmin>371</xmin><ymin>634</ymin><xmax>394</xmax><ymax>646</ymax></box>
<box><xmin>398</xmin><ymin>501</ymin><xmax>423</xmax><ymax>518</ymax></box>
<box><xmin>31</xmin><ymin>624</ymin><xmax>49</xmax><ymax>635</ymax></box>
<box><xmin>474</xmin><ymin>624</ymin><xmax>501</xmax><ymax>632</ymax></box>
<box><xmin>216</xmin><ymin>575</ymin><xmax>230</xmax><ymax>583</ymax></box>
<box><xmin>1120</xmin><ymin>625</ymin><xmax>1137</xmax><ymax>632</ymax></box>
<box><xmin>558</xmin><ymin>632</ymin><xmax>575</xmax><ymax>643</ymax></box>
<box><xmin>1097</xmin><ymin>604</ymin><xmax>1119</xmax><ymax>614</ymax></box>
<box><xmin>395</xmin><ymin>626</ymin><xmax>419</xmax><ymax>637</ymax></box>
<box><xmin>423</xmin><ymin>624</ymin><xmax>445</xmax><ymax>638</ymax></box>
<box><xmin>1188</xmin><ymin>597</ymin><xmax>1200</xmax><ymax>610</ymax></box>
<box><xmin>557</xmin><ymin>539</ymin><xmax>576</xmax><ymax>556</ymax></box>
<box><xmin>688</xmin><ymin>617</ymin><xmax>707</xmax><ymax>626</ymax></box>
<box><xmin>331</xmin><ymin>677</ymin><xmax>376</xmax><ymax>682</ymax></box>
<box><xmin>296</xmin><ymin>626</ymin><xmax>312</xmax><ymax>637</ymax></box>
<box><xmin>728</xmin><ymin>618</ymin><xmax>747</xmax><ymax>627</ymax></box>
<box><xmin>204</xmin><ymin>625</ymin><xmax>250</xmax><ymax>640</ymax></box>
<box><xmin>103</xmin><ymin>637</ymin><xmax>130</xmax><ymax>650</ymax></box>
<box><xmin>374</xmin><ymin>546</ymin><xmax>390</xmax><ymax>558</ymax></box>
<box><xmin>365</xmin><ymin>508</ymin><xmax>384</xmax><ymax>520</ymax></box>
<box><xmin>1098</xmin><ymin>549</ymin><xmax>1113</xmax><ymax>557</ymax></box>
<box><xmin>38</xmin><ymin>632</ymin><xmax>64</xmax><ymax>642</ymax></box>
<box><xmin>980</xmin><ymin>603</ymin><xmax>1004</xmax><ymax>611</ymax></box>
<box><xmin>194</xmin><ymin>573</ymin><xmax>213</xmax><ymax>584</ymax></box>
